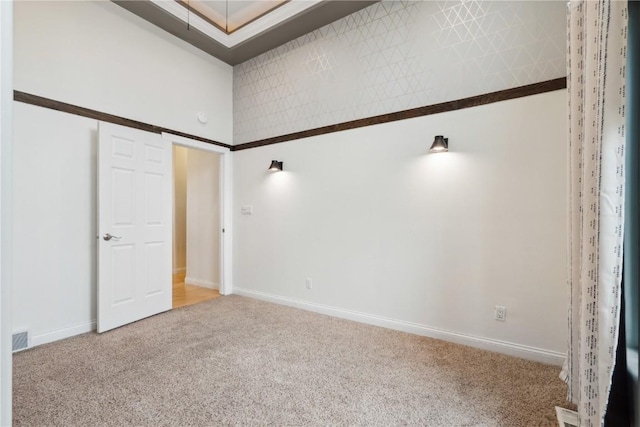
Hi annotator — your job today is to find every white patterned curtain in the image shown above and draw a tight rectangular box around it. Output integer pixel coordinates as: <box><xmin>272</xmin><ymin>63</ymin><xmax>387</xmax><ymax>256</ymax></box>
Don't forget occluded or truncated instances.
<box><xmin>561</xmin><ymin>1</ymin><xmax>628</xmax><ymax>426</ymax></box>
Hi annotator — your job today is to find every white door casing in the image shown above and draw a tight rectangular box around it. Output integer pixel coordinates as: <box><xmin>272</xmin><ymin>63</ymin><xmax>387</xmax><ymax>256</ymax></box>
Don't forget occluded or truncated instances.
<box><xmin>162</xmin><ymin>132</ymin><xmax>232</xmax><ymax>295</ymax></box>
<box><xmin>98</xmin><ymin>123</ymin><xmax>172</xmax><ymax>333</ymax></box>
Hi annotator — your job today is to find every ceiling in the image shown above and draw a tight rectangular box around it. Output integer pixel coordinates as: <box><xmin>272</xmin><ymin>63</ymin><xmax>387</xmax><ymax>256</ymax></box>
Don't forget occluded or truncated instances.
<box><xmin>176</xmin><ymin>1</ymin><xmax>289</xmax><ymax>34</ymax></box>
<box><xmin>114</xmin><ymin>0</ymin><xmax>378</xmax><ymax>66</ymax></box>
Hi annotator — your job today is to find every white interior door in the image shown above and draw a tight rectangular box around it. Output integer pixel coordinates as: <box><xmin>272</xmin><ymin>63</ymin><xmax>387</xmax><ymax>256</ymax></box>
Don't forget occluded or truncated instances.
<box><xmin>98</xmin><ymin>122</ymin><xmax>172</xmax><ymax>333</ymax></box>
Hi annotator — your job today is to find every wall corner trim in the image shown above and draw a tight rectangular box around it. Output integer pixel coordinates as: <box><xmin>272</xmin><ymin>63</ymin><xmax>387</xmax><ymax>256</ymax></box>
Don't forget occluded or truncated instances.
<box><xmin>233</xmin><ymin>288</ymin><xmax>566</xmax><ymax>366</ymax></box>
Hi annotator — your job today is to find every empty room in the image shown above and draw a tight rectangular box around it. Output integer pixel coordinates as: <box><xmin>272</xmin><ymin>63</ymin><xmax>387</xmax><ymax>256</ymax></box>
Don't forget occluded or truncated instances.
<box><xmin>0</xmin><ymin>0</ymin><xmax>637</xmax><ymax>426</ymax></box>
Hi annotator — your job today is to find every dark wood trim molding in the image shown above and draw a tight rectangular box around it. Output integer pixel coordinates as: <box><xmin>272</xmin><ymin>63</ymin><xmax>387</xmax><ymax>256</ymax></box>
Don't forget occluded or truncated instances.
<box><xmin>13</xmin><ymin>91</ymin><xmax>231</xmax><ymax>149</ymax></box>
<box><xmin>14</xmin><ymin>77</ymin><xmax>565</xmax><ymax>153</ymax></box>
<box><xmin>231</xmin><ymin>77</ymin><xmax>567</xmax><ymax>151</ymax></box>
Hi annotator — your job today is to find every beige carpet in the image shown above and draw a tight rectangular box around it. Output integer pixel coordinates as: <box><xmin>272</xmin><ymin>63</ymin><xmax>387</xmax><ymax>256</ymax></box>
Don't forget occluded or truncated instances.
<box><xmin>14</xmin><ymin>295</ymin><xmax>571</xmax><ymax>426</ymax></box>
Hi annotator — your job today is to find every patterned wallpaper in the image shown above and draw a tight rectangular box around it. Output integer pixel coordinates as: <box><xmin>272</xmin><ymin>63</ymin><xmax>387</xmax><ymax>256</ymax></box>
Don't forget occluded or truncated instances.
<box><xmin>233</xmin><ymin>1</ymin><xmax>567</xmax><ymax>144</ymax></box>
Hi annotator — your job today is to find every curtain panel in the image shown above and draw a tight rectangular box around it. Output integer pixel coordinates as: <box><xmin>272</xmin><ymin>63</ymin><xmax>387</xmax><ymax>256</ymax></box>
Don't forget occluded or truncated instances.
<box><xmin>561</xmin><ymin>1</ymin><xmax>628</xmax><ymax>426</ymax></box>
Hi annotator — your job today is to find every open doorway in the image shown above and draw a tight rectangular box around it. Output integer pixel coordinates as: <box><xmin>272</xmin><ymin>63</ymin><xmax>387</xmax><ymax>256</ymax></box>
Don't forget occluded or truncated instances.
<box><xmin>172</xmin><ymin>145</ymin><xmax>221</xmax><ymax>309</ymax></box>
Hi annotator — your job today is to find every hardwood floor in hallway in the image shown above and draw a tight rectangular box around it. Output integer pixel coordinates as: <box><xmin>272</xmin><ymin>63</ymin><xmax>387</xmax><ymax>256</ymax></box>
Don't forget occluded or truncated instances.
<box><xmin>172</xmin><ymin>272</ymin><xmax>220</xmax><ymax>309</ymax></box>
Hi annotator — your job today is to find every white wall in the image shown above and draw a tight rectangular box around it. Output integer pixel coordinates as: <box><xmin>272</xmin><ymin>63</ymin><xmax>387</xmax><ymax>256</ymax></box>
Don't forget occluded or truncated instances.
<box><xmin>233</xmin><ymin>90</ymin><xmax>568</xmax><ymax>364</ymax></box>
<box><xmin>173</xmin><ymin>146</ymin><xmax>188</xmax><ymax>273</ymax></box>
<box><xmin>13</xmin><ymin>103</ymin><xmax>97</xmax><ymax>345</ymax></box>
<box><xmin>12</xmin><ymin>1</ymin><xmax>233</xmax><ymax>345</ymax></box>
<box><xmin>0</xmin><ymin>1</ymin><xmax>12</xmax><ymax>423</ymax></box>
<box><xmin>14</xmin><ymin>1</ymin><xmax>232</xmax><ymax>143</ymax></box>
<box><xmin>186</xmin><ymin>150</ymin><xmax>221</xmax><ymax>289</ymax></box>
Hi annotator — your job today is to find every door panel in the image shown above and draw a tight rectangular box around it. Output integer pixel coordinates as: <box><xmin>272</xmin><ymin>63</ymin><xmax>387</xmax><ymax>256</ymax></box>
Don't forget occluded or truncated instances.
<box><xmin>112</xmin><ymin>168</ymin><xmax>135</xmax><ymax>224</ymax></box>
<box><xmin>112</xmin><ymin>245</ymin><xmax>135</xmax><ymax>304</ymax></box>
<box><xmin>98</xmin><ymin>122</ymin><xmax>172</xmax><ymax>333</ymax></box>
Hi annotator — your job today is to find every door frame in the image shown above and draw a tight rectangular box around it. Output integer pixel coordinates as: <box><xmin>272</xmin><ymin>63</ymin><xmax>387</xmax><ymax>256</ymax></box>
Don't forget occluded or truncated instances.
<box><xmin>162</xmin><ymin>133</ymin><xmax>232</xmax><ymax>296</ymax></box>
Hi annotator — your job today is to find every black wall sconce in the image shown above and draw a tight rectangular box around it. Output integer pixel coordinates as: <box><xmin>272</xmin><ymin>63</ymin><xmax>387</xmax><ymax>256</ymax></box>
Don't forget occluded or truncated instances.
<box><xmin>429</xmin><ymin>135</ymin><xmax>449</xmax><ymax>153</ymax></box>
<box><xmin>268</xmin><ymin>160</ymin><xmax>283</xmax><ymax>171</ymax></box>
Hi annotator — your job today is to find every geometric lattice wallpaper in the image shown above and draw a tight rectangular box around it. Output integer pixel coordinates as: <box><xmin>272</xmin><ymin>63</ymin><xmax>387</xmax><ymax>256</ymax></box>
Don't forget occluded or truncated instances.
<box><xmin>233</xmin><ymin>0</ymin><xmax>566</xmax><ymax>144</ymax></box>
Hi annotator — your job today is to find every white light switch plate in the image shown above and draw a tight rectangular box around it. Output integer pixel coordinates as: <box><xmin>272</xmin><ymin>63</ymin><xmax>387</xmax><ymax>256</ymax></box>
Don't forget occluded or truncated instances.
<box><xmin>241</xmin><ymin>205</ymin><xmax>253</xmax><ymax>215</ymax></box>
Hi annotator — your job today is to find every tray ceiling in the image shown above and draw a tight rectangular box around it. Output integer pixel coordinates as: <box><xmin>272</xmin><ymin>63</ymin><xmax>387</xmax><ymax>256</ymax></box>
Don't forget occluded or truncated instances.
<box><xmin>114</xmin><ymin>0</ymin><xmax>378</xmax><ymax>65</ymax></box>
<box><xmin>176</xmin><ymin>0</ymin><xmax>289</xmax><ymax>34</ymax></box>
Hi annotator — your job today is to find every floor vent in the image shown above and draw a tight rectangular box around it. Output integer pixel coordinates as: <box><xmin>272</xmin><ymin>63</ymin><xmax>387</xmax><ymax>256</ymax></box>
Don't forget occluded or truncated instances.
<box><xmin>12</xmin><ymin>331</ymin><xmax>29</xmax><ymax>352</ymax></box>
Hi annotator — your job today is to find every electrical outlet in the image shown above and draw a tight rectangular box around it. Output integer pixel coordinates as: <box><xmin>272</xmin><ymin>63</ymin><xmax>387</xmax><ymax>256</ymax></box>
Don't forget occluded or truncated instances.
<box><xmin>305</xmin><ymin>278</ymin><xmax>313</xmax><ymax>290</ymax></box>
<box><xmin>495</xmin><ymin>305</ymin><xmax>506</xmax><ymax>321</ymax></box>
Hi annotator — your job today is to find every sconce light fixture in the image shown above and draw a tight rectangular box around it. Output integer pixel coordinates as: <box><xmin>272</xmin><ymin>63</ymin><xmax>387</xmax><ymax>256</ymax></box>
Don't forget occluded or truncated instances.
<box><xmin>429</xmin><ymin>135</ymin><xmax>449</xmax><ymax>153</ymax></box>
<box><xmin>268</xmin><ymin>160</ymin><xmax>283</xmax><ymax>171</ymax></box>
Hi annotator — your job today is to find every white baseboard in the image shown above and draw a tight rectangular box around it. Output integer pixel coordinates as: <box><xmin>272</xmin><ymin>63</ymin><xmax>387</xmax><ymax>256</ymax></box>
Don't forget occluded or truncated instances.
<box><xmin>233</xmin><ymin>288</ymin><xmax>566</xmax><ymax>366</ymax></box>
<box><xmin>185</xmin><ymin>276</ymin><xmax>219</xmax><ymax>290</ymax></box>
<box><xmin>173</xmin><ymin>267</ymin><xmax>186</xmax><ymax>275</ymax></box>
<box><xmin>28</xmin><ymin>320</ymin><xmax>96</xmax><ymax>348</ymax></box>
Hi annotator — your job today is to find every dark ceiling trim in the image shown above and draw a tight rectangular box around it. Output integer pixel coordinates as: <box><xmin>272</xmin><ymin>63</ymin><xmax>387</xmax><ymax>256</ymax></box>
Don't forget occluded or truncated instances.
<box><xmin>113</xmin><ymin>1</ymin><xmax>379</xmax><ymax>66</ymax></box>
<box><xmin>13</xmin><ymin>91</ymin><xmax>231</xmax><ymax>149</ymax></box>
<box><xmin>231</xmin><ymin>77</ymin><xmax>568</xmax><ymax>151</ymax></box>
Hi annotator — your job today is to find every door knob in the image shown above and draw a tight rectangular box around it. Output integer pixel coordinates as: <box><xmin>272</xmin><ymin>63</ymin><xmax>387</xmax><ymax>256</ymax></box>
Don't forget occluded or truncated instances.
<box><xmin>103</xmin><ymin>233</ymin><xmax>122</xmax><ymax>241</ymax></box>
